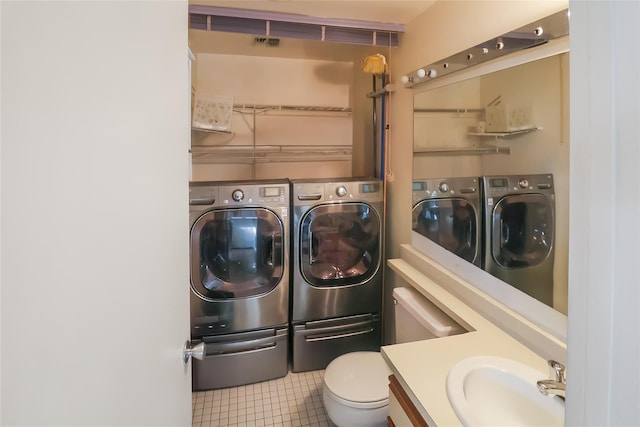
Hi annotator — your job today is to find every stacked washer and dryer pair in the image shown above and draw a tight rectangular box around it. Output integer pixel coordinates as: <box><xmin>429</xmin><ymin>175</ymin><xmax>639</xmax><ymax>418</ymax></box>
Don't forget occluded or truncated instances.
<box><xmin>189</xmin><ymin>178</ymin><xmax>384</xmax><ymax>390</ymax></box>
<box><xmin>412</xmin><ymin>174</ymin><xmax>555</xmax><ymax>306</ymax></box>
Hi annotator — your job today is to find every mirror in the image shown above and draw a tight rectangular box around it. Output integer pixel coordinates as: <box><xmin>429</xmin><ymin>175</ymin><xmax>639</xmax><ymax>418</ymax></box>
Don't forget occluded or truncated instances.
<box><xmin>410</xmin><ymin>12</ymin><xmax>569</xmax><ymax>319</ymax></box>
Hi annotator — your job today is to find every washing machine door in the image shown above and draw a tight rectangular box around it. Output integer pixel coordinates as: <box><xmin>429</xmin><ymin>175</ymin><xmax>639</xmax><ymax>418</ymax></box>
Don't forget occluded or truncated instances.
<box><xmin>190</xmin><ymin>207</ymin><xmax>284</xmax><ymax>301</ymax></box>
<box><xmin>412</xmin><ymin>198</ymin><xmax>479</xmax><ymax>264</ymax></box>
<box><xmin>300</xmin><ymin>203</ymin><xmax>381</xmax><ymax>287</ymax></box>
<box><xmin>491</xmin><ymin>194</ymin><xmax>554</xmax><ymax>268</ymax></box>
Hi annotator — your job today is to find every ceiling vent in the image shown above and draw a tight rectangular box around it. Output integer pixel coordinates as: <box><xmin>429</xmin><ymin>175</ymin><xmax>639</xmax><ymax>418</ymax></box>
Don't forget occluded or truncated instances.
<box><xmin>189</xmin><ymin>5</ymin><xmax>403</xmax><ymax>47</ymax></box>
<box><xmin>253</xmin><ymin>37</ymin><xmax>280</xmax><ymax>47</ymax></box>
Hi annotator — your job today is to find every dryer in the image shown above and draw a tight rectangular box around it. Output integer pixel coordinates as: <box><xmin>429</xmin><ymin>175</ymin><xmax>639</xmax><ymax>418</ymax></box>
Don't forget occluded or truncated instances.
<box><xmin>291</xmin><ymin>178</ymin><xmax>383</xmax><ymax>372</ymax></box>
<box><xmin>412</xmin><ymin>177</ymin><xmax>481</xmax><ymax>267</ymax></box>
<box><xmin>189</xmin><ymin>179</ymin><xmax>290</xmax><ymax>390</ymax></box>
<box><xmin>481</xmin><ymin>174</ymin><xmax>555</xmax><ymax>306</ymax></box>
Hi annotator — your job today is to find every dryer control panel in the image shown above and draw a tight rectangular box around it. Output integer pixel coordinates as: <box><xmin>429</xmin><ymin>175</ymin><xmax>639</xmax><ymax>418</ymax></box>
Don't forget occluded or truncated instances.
<box><xmin>189</xmin><ymin>180</ymin><xmax>290</xmax><ymax>209</ymax></box>
<box><xmin>219</xmin><ymin>184</ymin><xmax>288</xmax><ymax>207</ymax></box>
<box><xmin>325</xmin><ymin>181</ymin><xmax>382</xmax><ymax>202</ymax></box>
<box><xmin>412</xmin><ymin>176</ymin><xmax>479</xmax><ymax>206</ymax></box>
<box><xmin>484</xmin><ymin>174</ymin><xmax>554</xmax><ymax>197</ymax></box>
<box><xmin>293</xmin><ymin>179</ymin><xmax>383</xmax><ymax>205</ymax></box>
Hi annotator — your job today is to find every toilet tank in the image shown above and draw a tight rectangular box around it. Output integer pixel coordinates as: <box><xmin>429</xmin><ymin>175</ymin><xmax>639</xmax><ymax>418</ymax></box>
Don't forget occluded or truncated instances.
<box><xmin>392</xmin><ymin>287</ymin><xmax>466</xmax><ymax>343</ymax></box>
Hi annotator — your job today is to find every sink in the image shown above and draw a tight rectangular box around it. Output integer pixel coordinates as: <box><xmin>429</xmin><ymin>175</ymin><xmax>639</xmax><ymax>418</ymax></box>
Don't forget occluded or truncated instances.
<box><xmin>446</xmin><ymin>355</ymin><xmax>564</xmax><ymax>427</ymax></box>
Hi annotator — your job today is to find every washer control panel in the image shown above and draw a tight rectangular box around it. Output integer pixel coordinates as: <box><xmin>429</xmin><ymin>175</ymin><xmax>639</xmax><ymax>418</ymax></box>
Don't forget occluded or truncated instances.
<box><xmin>216</xmin><ymin>183</ymin><xmax>289</xmax><ymax>207</ymax></box>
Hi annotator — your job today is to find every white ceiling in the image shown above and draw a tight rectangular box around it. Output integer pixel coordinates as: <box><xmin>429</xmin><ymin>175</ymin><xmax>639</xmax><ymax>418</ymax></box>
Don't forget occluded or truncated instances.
<box><xmin>189</xmin><ymin>1</ymin><xmax>436</xmax><ymax>25</ymax></box>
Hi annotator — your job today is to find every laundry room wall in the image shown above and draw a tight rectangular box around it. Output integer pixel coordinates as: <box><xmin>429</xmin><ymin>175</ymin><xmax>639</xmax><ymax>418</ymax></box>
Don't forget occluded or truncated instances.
<box><xmin>188</xmin><ymin>32</ymin><xmax>383</xmax><ymax>182</ymax></box>
<box><xmin>192</xmin><ymin>54</ymin><xmax>352</xmax><ymax>181</ymax></box>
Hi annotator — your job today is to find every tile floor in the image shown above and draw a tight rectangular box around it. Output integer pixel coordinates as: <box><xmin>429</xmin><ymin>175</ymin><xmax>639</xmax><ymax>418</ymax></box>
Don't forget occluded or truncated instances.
<box><xmin>191</xmin><ymin>369</ymin><xmax>336</xmax><ymax>427</ymax></box>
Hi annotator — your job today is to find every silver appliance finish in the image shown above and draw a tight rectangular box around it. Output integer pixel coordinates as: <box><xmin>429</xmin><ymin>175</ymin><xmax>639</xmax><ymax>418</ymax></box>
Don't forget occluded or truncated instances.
<box><xmin>482</xmin><ymin>174</ymin><xmax>555</xmax><ymax>306</ymax></box>
<box><xmin>291</xmin><ymin>178</ymin><xmax>384</xmax><ymax>372</ymax></box>
<box><xmin>412</xmin><ymin>177</ymin><xmax>482</xmax><ymax>267</ymax></box>
<box><xmin>189</xmin><ymin>179</ymin><xmax>290</xmax><ymax>390</ymax></box>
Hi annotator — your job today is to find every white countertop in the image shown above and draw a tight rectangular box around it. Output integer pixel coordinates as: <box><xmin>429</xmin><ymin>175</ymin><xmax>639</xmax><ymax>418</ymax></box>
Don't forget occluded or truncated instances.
<box><xmin>382</xmin><ymin>258</ymin><xmax>552</xmax><ymax>426</ymax></box>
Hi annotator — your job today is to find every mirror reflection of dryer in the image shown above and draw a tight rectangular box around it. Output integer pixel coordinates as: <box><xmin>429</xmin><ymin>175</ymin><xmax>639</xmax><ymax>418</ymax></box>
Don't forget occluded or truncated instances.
<box><xmin>291</xmin><ymin>178</ymin><xmax>384</xmax><ymax>372</ymax></box>
<box><xmin>189</xmin><ymin>180</ymin><xmax>290</xmax><ymax>390</ymax></box>
<box><xmin>481</xmin><ymin>174</ymin><xmax>555</xmax><ymax>306</ymax></box>
<box><xmin>412</xmin><ymin>177</ymin><xmax>481</xmax><ymax>267</ymax></box>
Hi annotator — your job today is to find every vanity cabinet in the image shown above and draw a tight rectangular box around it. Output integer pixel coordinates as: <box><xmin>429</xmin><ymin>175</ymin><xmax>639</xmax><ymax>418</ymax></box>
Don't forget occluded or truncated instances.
<box><xmin>388</xmin><ymin>375</ymin><xmax>430</xmax><ymax>427</ymax></box>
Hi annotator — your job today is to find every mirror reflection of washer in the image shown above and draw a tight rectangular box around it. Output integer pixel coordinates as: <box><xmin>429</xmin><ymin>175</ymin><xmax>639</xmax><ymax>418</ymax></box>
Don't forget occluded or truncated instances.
<box><xmin>482</xmin><ymin>174</ymin><xmax>555</xmax><ymax>306</ymax></box>
<box><xmin>189</xmin><ymin>179</ymin><xmax>290</xmax><ymax>390</ymax></box>
<box><xmin>291</xmin><ymin>178</ymin><xmax>384</xmax><ymax>372</ymax></box>
<box><xmin>412</xmin><ymin>177</ymin><xmax>481</xmax><ymax>267</ymax></box>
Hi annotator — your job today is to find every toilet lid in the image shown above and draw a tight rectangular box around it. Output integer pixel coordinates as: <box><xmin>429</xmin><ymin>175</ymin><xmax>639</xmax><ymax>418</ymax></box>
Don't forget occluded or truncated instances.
<box><xmin>324</xmin><ymin>352</ymin><xmax>392</xmax><ymax>406</ymax></box>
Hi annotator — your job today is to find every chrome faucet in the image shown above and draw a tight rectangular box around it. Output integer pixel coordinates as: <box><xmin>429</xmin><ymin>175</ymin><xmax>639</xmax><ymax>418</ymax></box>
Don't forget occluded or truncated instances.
<box><xmin>537</xmin><ymin>360</ymin><xmax>566</xmax><ymax>400</ymax></box>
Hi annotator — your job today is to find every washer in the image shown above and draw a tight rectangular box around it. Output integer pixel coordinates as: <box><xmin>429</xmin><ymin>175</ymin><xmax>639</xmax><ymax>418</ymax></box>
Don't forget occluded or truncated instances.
<box><xmin>412</xmin><ymin>177</ymin><xmax>482</xmax><ymax>267</ymax></box>
<box><xmin>481</xmin><ymin>174</ymin><xmax>555</xmax><ymax>306</ymax></box>
<box><xmin>189</xmin><ymin>179</ymin><xmax>290</xmax><ymax>390</ymax></box>
<box><xmin>291</xmin><ymin>177</ymin><xmax>384</xmax><ymax>372</ymax></box>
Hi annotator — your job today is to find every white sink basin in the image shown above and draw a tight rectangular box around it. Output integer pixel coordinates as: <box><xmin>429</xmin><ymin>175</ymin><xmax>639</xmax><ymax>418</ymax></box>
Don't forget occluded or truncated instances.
<box><xmin>446</xmin><ymin>355</ymin><xmax>564</xmax><ymax>427</ymax></box>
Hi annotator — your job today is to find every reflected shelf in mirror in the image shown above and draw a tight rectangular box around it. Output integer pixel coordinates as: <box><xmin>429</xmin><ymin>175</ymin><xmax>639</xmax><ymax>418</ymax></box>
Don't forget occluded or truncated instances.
<box><xmin>467</xmin><ymin>127</ymin><xmax>541</xmax><ymax>138</ymax></box>
<box><xmin>414</xmin><ymin>108</ymin><xmax>483</xmax><ymax>114</ymax></box>
<box><xmin>413</xmin><ymin>146</ymin><xmax>510</xmax><ymax>156</ymax></box>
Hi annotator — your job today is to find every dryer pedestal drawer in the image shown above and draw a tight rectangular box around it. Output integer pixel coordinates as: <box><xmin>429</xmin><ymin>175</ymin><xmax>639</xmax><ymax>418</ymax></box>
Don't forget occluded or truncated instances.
<box><xmin>192</xmin><ymin>327</ymin><xmax>288</xmax><ymax>390</ymax></box>
<box><xmin>291</xmin><ymin>314</ymin><xmax>381</xmax><ymax>373</ymax></box>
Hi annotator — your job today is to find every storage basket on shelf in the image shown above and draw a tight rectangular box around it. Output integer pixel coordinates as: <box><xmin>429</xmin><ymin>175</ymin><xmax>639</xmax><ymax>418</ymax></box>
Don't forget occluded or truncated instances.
<box><xmin>484</xmin><ymin>103</ymin><xmax>533</xmax><ymax>133</ymax></box>
<box><xmin>192</xmin><ymin>93</ymin><xmax>234</xmax><ymax>132</ymax></box>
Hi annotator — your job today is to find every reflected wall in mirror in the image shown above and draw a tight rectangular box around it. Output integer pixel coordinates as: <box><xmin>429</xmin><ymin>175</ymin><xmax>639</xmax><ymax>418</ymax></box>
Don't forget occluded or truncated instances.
<box><xmin>411</xmin><ymin>48</ymin><xmax>569</xmax><ymax>316</ymax></box>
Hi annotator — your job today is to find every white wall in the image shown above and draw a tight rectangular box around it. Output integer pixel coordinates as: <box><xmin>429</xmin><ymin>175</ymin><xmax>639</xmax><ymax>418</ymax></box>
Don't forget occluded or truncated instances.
<box><xmin>567</xmin><ymin>1</ymin><xmax>640</xmax><ymax>425</ymax></box>
<box><xmin>197</xmin><ymin>54</ymin><xmax>353</xmax><ymax>106</ymax></box>
<box><xmin>1</xmin><ymin>1</ymin><xmax>192</xmax><ymax>424</ymax></box>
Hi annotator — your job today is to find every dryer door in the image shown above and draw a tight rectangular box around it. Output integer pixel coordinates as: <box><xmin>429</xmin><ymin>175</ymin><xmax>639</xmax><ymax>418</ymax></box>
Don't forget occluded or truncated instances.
<box><xmin>412</xmin><ymin>198</ymin><xmax>479</xmax><ymax>264</ymax></box>
<box><xmin>190</xmin><ymin>207</ymin><xmax>284</xmax><ymax>300</ymax></box>
<box><xmin>300</xmin><ymin>203</ymin><xmax>381</xmax><ymax>287</ymax></box>
<box><xmin>491</xmin><ymin>194</ymin><xmax>554</xmax><ymax>268</ymax></box>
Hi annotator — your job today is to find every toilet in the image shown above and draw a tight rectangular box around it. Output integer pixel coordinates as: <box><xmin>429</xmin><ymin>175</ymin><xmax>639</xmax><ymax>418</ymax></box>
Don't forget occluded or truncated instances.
<box><xmin>322</xmin><ymin>286</ymin><xmax>466</xmax><ymax>427</ymax></box>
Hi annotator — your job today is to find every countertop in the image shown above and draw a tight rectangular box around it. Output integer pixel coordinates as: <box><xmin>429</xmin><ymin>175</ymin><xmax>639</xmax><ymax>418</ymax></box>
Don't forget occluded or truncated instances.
<box><xmin>382</xmin><ymin>258</ymin><xmax>552</xmax><ymax>426</ymax></box>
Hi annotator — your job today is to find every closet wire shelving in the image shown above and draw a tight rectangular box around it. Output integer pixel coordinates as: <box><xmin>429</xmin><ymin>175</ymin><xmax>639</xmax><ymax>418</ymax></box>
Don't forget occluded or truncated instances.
<box><xmin>191</xmin><ymin>103</ymin><xmax>353</xmax><ymax>167</ymax></box>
